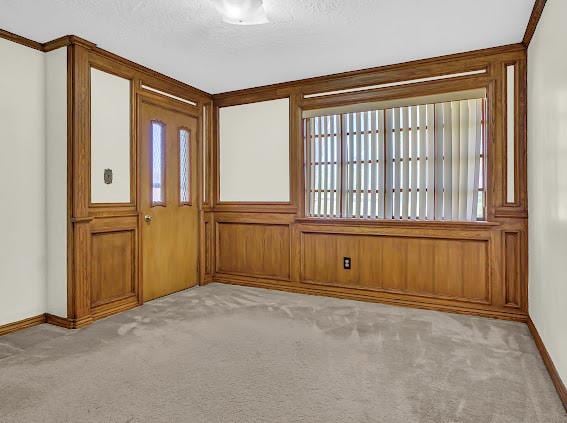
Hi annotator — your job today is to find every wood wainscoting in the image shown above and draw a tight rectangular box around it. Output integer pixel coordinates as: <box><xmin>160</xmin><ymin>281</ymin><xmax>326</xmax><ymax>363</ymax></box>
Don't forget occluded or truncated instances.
<box><xmin>89</xmin><ymin>215</ymin><xmax>139</xmax><ymax>320</ymax></box>
<box><xmin>211</xmin><ymin>213</ymin><xmax>527</xmax><ymax>321</ymax></box>
<box><xmin>299</xmin><ymin>225</ymin><xmax>492</xmax><ymax>303</ymax></box>
<box><xmin>215</xmin><ymin>213</ymin><xmax>293</xmax><ymax>281</ymax></box>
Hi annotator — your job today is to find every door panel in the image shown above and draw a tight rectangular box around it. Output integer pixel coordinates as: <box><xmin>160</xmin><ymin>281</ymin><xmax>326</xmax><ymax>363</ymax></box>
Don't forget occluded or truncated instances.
<box><xmin>140</xmin><ymin>102</ymin><xmax>199</xmax><ymax>301</ymax></box>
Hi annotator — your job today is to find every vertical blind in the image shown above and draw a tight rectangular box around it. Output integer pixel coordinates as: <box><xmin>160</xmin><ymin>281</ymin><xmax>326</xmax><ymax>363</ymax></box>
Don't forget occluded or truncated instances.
<box><xmin>304</xmin><ymin>98</ymin><xmax>486</xmax><ymax>221</ymax></box>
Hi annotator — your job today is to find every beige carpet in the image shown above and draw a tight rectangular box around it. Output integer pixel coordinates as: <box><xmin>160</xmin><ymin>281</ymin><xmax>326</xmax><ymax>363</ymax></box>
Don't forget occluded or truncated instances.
<box><xmin>0</xmin><ymin>283</ymin><xmax>565</xmax><ymax>423</ymax></box>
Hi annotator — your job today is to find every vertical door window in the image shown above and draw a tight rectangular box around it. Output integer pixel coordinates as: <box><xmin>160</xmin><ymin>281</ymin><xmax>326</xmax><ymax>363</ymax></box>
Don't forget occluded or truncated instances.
<box><xmin>151</xmin><ymin>121</ymin><xmax>165</xmax><ymax>206</ymax></box>
<box><xmin>179</xmin><ymin>128</ymin><xmax>191</xmax><ymax>205</ymax></box>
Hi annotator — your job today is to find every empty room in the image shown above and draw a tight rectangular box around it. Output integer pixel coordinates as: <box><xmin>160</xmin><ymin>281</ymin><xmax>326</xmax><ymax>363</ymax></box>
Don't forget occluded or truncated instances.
<box><xmin>0</xmin><ymin>0</ymin><xmax>566</xmax><ymax>421</ymax></box>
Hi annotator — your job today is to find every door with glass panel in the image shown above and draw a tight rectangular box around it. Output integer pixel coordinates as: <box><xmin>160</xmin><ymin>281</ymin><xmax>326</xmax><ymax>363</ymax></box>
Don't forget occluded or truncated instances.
<box><xmin>140</xmin><ymin>102</ymin><xmax>199</xmax><ymax>301</ymax></box>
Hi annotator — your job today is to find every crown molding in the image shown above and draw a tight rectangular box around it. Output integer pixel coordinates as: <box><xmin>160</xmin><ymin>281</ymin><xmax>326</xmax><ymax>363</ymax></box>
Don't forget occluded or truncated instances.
<box><xmin>523</xmin><ymin>0</ymin><xmax>547</xmax><ymax>47</ymax></box>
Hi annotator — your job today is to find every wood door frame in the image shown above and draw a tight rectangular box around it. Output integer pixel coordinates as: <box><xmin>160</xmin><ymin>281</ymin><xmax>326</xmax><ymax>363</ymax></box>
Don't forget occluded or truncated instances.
<box><xmin>136</xmin><ymin>92</ymin><xmax>203</xmax><ymax>305</ymax></box>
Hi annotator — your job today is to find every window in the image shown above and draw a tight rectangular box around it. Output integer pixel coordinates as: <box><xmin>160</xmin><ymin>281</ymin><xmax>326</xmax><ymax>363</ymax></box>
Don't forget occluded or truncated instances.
<box><xmin>179</xmin><ymin>128</ymin><xmax>191</xmax><ymax>204</ymax></box>
<box><xmin>304</xmin><ymin>96</ymin><xmax>486</xmax><ymax>221</ymax></box>
<box><xmin>151</xmin><ymin>121</ymin><xmax>165</xmax><ymax>205</ymax></box>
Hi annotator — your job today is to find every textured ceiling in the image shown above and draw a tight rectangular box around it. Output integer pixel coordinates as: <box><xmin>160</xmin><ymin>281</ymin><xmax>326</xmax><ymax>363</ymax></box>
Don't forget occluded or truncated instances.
<box><xmin>0</xmin><ymin>0</ymin><xmax>535</xmax><ymax>93</ymax></box>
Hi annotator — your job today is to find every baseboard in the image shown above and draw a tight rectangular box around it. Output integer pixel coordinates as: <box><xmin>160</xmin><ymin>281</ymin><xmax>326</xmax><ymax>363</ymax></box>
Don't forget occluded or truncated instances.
<box><xmin>213</xmin><ymin>274</ymin><xmax>528</xmax><ymax>322</ymax></box>
<box><xmin>45</xmin><ymin>313</ymin><xmax>93</xmax><ymax>329</ymax></box>
<box><xmin>0</xmin><ymin>314</ymin><xmax>46</xmax><ymax>336</ymax></box>
<box><xmin>527</xmin><ymin>317</ymin><xmax>567</xmax><ymax>411</ymax></box>
<box><xmin>91</xmin><ymin>296</ymin><xmax>139</xmax><ymax>321</ymax></box>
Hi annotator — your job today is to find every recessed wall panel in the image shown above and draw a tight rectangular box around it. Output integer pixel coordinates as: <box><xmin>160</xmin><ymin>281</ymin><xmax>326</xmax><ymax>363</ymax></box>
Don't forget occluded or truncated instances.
<box><xmin>90</xmin><ymin>68</ymin><xmax>131</xmax><ymax>204</ymax></box>
<box><xmin>219</xmin><ymin>98</ymin><xmax>290</xmax><ymax>202</ymax></box>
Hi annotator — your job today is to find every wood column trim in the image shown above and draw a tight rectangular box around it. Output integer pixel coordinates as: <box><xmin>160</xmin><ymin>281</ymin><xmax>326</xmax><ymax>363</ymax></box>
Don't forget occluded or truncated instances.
<box><xmin>67</xmin><ymin>42</ymin><xmax>93</xmax><ymax>323</ymax></box>
<box><xmin>527</xmin><ymin>317</ymin><xmax>567</xmax><ymax>411</ymax></box>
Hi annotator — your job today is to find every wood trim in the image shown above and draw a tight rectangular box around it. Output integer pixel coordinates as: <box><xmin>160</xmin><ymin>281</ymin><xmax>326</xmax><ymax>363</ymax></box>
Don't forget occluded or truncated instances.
<box><xmin>202</xmin><ymin>101</ymin><xmax>214</xmax><ymax>206</ymax></box>
<box><xmin>90</xmin><ymin>295</ymin><xmax>139</xmax><ymax>321</ymax></box>
<box><xmin>527</xmin><ymin>317</ymin><xmax>567</xmax><ymax>411</ymax></box>
<box><xmin>0</xmin><ymin>314</ymin><xmax>46</xmax><ymax>336</ymax></box>
<box><xmin>51</xmin><ymin>34</ymin><xmax>210</xmax><ymax>101</ymax></box>
<box><xmin>300</xmin><ymin>75</ymin><xmax>492</xmax><ymax>112</ymax></box>
<box><xmin>523</xmin><ymin>0</ymin><xmax>548</xmax><ymax>48</ymax></box>
<box><xmin>95</xmin><ymin>47</ymin><xmax>210</xmax><ymax>101</ymax></box>
<box><xmin>295</xmin><ymin>217</ymin><xmax>501</xmax><ymax>230</ymax></box>
<box><xmin>43</xmin><ymin>35</ymin><xmax>96</xmax><ymax>52</ymax></box>
<box><xmin>214</xmin><ymin>275</ymin><xmax>527</xmax><ymax>322</ymax></box>
<box><xmin>0</xmin><ymin>28</ymin><xmax>211</xmax><ymax>102</ymax></box>
<box><xmin>0</xmin><ymin>28</ymin><xmax>43</xmax><ymax>50</ymax></box>
<box><xmin>213</xmin><ymin>203</ymin><xmax>298</xmax><ymax>214</ymax></box>
<box><xmin>68</xmin><ymin>43</ymin><xmax>93</xmax><ymax>323</ymax></box>
<box><xmin>213</xmin><ymin>44</ymin><xmax>524</xmax><ymax>102</ymax></box>
<box><xmin>46</xmin><ymin>313</ymin><xmax>93</xmax><ymax>329</ymax></box>
<box><xmin>45</xmin><ymin>313</ymin><xmax>74</xmax><ymax>329</ymax></box>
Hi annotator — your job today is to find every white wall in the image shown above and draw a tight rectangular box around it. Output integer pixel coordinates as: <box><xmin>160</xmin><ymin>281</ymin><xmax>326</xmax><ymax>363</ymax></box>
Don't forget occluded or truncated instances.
<box><xmin>0</xmin><ymin>38</ymin><xmax>46</xmax><ymax>326</ymax></box>
<box><xmin>90</xmin><ymin>68</ymin><xmax>131</xmax><ymax>204</ymax></box>
<box><xmin>45</xmin><ymin>47</ymin><xmax>68</xmax><ymax>317</ymax></box>
<box><xmin>219</xmin><ymin>98</ymin><xmax>290</xmax><ymax>202</ymax></box>
<box><xmin>528</xmin><ymin>0</ymin><xmax>567</xmax><ymax>388</ymax></box>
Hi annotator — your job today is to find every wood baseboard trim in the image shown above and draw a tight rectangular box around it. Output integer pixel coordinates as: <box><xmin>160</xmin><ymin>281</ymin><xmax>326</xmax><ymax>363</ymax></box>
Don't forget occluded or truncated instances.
<box><xmin>213</xmin><ymin>275</ymin><xmax>528</xmax><ymax>322</ymax></box>
<box><xmin>0</xmin><ymin>314</ymin><xmax>46</xmax><ymax>336</ymax></box>
<box><xmin>45</xmin><ymin>313</ymin><xmax>74</xmax><ymax>329</ymax></box>
<box><xmin>91</xmin><ymin>297</ymin><xmax>139</xmax><ymax>321</ymax></box>
<box><xmin>45</xmin><ymin>313</ymin><xmax>94</xmax><ymax>329</ymax></box>
<box><xmin>527</xmin><ymin>317</ymin><xmax>567</xmax><ymax>411</ymax></box>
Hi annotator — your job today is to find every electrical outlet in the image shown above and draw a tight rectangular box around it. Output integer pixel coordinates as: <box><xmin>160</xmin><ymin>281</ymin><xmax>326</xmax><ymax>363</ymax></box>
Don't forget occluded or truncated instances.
<box><xmin>343</xmin><ymin>257</ymin><xmax>351</xmax><ymax>270</ymax></box>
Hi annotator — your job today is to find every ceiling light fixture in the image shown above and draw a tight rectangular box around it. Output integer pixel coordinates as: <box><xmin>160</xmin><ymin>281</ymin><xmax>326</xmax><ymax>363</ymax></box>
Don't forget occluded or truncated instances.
<box><xmin>212</xmin><ymin>0</ymin><xmax>269</xmax><ymax>25</ymax></box>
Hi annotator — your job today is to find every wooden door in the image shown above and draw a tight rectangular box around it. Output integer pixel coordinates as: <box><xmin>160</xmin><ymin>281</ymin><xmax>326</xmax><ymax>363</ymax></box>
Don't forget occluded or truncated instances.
<box><xmin>140</xmin><ymin>101</ymin><xmax>199</xmax><ymax>301</ymax></box>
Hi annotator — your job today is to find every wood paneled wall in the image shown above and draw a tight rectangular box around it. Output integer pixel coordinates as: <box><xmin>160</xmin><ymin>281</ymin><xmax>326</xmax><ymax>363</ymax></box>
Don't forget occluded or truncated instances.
<box><xmin>0</xmin><ymin>28</ymin><xmax>529</xmax><ymax>325</ymax></box>
<box><xmin>210</xmin><ymin>44</ymin><xmax>529</xmax><ymax>322</ymax></box>
<box><xmin>61</xmin><ymin>36</ymin><xmax>212</xmax><ymax>327</ymax></box>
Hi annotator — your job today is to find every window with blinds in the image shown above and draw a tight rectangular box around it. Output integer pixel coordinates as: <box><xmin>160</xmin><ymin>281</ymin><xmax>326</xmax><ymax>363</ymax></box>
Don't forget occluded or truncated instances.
<box><xmin>303</xmin><ymin>95</ymin><xmax>486</xmax><ymax>221</ymax></box>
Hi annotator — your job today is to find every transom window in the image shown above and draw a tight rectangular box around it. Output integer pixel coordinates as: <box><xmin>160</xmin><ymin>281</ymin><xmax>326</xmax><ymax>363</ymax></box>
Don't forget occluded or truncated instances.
<box><xmin>303</xmin><ymin>95</ymin><xmax>487</xmax><ymax>221</ymax></box>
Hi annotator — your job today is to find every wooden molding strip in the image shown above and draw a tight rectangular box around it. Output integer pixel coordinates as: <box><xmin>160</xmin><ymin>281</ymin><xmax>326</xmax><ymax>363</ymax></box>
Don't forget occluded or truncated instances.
<box><xmin>212</xmin><ymin>43</ymin><xmax>524</xmax><ymax>100</ymax></box>
<box><xmin>523</xmin><ymin>0</ymin><xmax>547</xmax><ymax>47</ymax></box>
<box><xmin>0</xmin><ymin>27</ymin><xmax>212</xmax><ymax>100</ymax></box>
<box><xmin>0</xmin><ymin>313</ymin><xmax>97</xmax><ymax>336</ymax></box>
<box><xmin>214</xmin><ymin>275</ymin><xmax>528</xmax><ymax>322</ymax></box>
<box><xmin>71</xmin><ymin>216</ymin><xmax>95</xmax><ymax>223</ymax></box>
<box><xmin>295</xmin><ymin>217</ymin><xmax>501</xmax><ymax>230</ymax></box>
<box><xmin>527</xmin><ymin>317</ymin><xmax>567</xmax><ymax>410</ymax></box>
<box><xmin>0</xmin><ymin>314</ymin><xmax>46</xmax><ymax>336</ymax></box>
<box><xmin>45</xmin><ymin>313</ymin><xmax>74</xmax><ymax>329</ymax></box>
<box><xmin>46</xmin><ymin>313</ymin><xmax>93</xmax><ymax>329</ymax></box>
<box><xmin>43</xmin><ymin>35</ymin><xmax>96</xmax><ymax>52</ymax></box>
<box><xmin>0</xmin><ymin>28</ymin><xmax>43</xmax><ymax>50</ymax></box>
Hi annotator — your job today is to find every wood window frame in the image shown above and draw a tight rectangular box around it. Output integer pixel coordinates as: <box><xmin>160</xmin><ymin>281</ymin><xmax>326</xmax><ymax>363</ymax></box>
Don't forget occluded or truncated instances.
<box><xmin>299</xmin><ymin>89</ymin><xmax>492</xmax><ymax>225</ymax></box>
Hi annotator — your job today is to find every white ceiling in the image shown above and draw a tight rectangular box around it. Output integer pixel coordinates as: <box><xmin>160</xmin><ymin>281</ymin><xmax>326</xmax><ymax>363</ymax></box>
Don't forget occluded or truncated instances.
<box><xmin>0</xmin><ymin>0</ymin><xmax>535</xmax><ymax>94</ymax></box>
